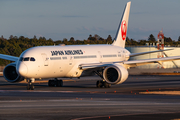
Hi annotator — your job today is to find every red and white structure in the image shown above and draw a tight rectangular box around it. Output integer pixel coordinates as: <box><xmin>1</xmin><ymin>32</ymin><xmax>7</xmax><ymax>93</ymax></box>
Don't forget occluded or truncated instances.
<box><xmin>157</xmin><ymin>30</ymin><xmax>164</xmax><ymax>68</ymax></box>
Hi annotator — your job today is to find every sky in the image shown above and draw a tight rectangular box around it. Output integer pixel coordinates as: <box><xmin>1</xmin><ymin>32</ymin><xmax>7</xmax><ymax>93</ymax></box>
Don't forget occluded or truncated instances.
<box><xmin>0</xmin><ymin>0</ymin><xmax>180</xmax><ymax>41</ymax></box>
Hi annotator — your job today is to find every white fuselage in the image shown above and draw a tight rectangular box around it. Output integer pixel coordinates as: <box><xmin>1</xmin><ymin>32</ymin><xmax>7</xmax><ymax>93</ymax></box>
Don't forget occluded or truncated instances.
<box><xmin>16</xmin><ymin>44</ymin><xmax>130</xmax><ymax>79</ymax></box>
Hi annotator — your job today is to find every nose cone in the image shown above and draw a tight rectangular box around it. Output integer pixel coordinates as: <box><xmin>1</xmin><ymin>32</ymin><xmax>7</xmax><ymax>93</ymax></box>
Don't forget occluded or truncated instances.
<box><xmin>18</xmin><ymin>63</ymin><xmax>28</xmax><ymax>76</ymax></box>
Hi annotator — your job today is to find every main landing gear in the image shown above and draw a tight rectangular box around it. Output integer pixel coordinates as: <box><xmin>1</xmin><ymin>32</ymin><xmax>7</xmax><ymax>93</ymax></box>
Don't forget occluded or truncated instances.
<box><xmin>94</xmin><ymin>70</ymin><xmax>111</xmax><ymax>88</ymax></box>
<box><xmin>48</xmin><ymin>78</ymin><xmax>63</xmax><ymax>87</ymax></box>
<box><xmin>96</xmin><ymin>80</ymin><xmax>111</xmax><ymax>88</ymax></box>
<box><xmin>26</xmin><ymin>78</ymin><xmax>35</xmax><ymax>90</ymax></box>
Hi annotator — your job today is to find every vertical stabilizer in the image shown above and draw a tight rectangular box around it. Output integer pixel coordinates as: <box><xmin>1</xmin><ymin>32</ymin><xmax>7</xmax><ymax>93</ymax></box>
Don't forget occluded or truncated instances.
<box><xmin>112</xmin><ymin>1</ymin><xmax>131</xmax><ymax>48</ymax></box>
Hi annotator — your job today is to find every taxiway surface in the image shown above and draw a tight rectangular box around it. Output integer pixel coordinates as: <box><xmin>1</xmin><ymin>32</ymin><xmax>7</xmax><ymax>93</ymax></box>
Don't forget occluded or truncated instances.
<box><xmin>0</xmin><ymin>75</ymin><xmax>180</xmax><ymax>120</ymax></box>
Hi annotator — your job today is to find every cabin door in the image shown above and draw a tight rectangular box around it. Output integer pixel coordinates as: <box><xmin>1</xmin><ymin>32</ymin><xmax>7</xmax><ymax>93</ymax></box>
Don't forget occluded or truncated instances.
<box><xmin>69</xmin><ymin>56</ymin><xmax>73</xmax><ymax>66</ymax></box>
<box><xmin>98</xmin><ymin>51</ymin><xmax>103</xmax><ymax>63</ymax></box>
<box><xmin>41</xmin><ymin>53</ymin><xmax>49</xmax><ymax>66</ymax></box>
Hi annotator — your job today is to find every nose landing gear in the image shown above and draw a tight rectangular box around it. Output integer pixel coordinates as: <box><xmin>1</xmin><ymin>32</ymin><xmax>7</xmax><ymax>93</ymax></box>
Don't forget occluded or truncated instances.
<box><xmin>27</xmin><ymin>82</ymin><xmax>34</xmax><ymax>90</ymax></box>
<box><xmin>26</xmin><ymin>78</ymin><xmax>35</xmax><ymax>90</ymax></box>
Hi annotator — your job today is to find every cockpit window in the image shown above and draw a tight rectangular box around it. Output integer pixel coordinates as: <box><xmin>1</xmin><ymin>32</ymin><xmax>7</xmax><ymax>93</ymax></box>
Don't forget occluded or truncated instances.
<box><xmin>23</xmin><ymin>57</ymin><xmax>30</xmax><ymax>61</ymax></box>
<box><xmin>30</xmin><ymin>57</ymin><xmax>35</xmax><ymax>61</ymax></box>
<box><xmin>19</xmin><ymin>57</ymin><xmax>35</xmax><ymax>62</ymax></box>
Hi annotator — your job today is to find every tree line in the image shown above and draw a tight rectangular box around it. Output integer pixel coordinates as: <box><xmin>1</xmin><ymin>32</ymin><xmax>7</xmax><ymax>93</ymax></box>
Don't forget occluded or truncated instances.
<box><xmin>0</xmin><ymin>34</ymin><xmax>180</xmax><ymax>65</ymax></box>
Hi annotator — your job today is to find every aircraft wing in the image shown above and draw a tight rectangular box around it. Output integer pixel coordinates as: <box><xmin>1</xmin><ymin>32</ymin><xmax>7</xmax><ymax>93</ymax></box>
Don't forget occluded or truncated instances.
<box><xmin>0</xmin><ymin>54</ymin><xmax>19</xmax><ymax>62</ymax></box>
<box><xmin>124</xmin><ymin>56</ymin><xmax>180</xmax><ymax>67</ymax></box>
<box><xmin>79</xmin><ymin>56</ymin><xmax>180</xmax><ymax>70</ymax></box>
<box><xmin>130</xmin><ymin>49</ymin><xmax>173</xmax><ymax>57</ymax></box>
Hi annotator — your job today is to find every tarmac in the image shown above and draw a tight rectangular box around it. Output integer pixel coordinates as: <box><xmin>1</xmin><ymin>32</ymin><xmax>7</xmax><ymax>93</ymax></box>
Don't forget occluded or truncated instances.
<box><xmin>0</xmin><ymin>73</ymin><xmax>180</xmax><ymax>120</ymax></box>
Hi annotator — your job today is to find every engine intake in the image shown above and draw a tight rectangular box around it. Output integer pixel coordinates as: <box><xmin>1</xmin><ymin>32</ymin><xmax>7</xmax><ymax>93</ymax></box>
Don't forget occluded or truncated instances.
<box><xmin>103</xmin><ymin>64</ymin><xmax>128</xmax><ymax>85</ymax></box>
<box><xmin>3</xmin><ymin>63</ymin><xmax>24</xmax><ymax>83</ymax></box>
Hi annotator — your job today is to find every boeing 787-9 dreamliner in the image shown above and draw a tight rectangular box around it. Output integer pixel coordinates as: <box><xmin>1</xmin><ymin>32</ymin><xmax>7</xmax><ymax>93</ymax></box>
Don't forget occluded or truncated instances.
<box><xmin>0</xmin><ymin>1</ymin><xmax>180</xmax><ymax>90</ymax></box>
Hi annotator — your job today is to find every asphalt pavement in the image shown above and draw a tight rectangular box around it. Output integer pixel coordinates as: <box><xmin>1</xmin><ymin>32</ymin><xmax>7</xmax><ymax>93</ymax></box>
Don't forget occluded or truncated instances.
<box><xmin>0</xmin><ymin>75</ymin><xmax>180</xmax><ymax>120</ymax></box>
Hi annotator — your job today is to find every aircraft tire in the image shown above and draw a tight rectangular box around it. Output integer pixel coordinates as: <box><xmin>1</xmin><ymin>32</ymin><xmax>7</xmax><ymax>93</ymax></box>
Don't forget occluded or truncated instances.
<box><xmin>96</xmin><ymin>81</ymin><xmax>103</xmax><ymax>88</ymax></box>
<box><xmin>104</xmin><ymin>82</ymin><xmax>111</xmax><ymax>88</ymax></box>
<box><xmin>27</xmin><ymin>83</ymin><xmax>34</xmax><ymax>90</ymax></box>
<box><xmin>27</xmin><ymin>84</ymin><xmax>30</xmax><ymax>90</ymax></box>
<box><xmin>57</xmin><ymin>80</ymin><xmax>63</xmax><ymax>87</ymax></box>
<box><xmin>30</xmin><ymin>84</ymin><xmax>34</xmax><ymax>90</ymax></box>
<box><xmin>48</xmin><ymin>80</ymin><xmax>54</xmax><ymax>87</ymax></box>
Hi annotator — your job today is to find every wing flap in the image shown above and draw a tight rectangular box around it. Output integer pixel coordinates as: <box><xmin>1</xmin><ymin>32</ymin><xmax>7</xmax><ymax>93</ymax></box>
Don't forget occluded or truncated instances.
<box><xmin>0</xmin><ymin>54</ymin><xmax>19</xmax><ymax>62</ymax></box>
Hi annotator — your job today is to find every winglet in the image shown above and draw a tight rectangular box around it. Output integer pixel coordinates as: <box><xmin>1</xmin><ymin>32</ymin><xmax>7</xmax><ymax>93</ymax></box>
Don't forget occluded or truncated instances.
<box><xmin>112</xmin><ymin>1</ymin><xmax>131</xmax><ymax>48</ymax></box>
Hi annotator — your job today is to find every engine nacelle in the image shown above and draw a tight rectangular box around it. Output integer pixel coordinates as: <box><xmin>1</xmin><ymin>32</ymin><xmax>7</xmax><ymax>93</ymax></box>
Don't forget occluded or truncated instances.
<box><xmin>103</xmin><ymin>64</ymin><xmax>128</xmax><ymax>85</ymax></box>
<box><xmin>3</xmin><ymin>63</ymin><xmax>24</xmax><ymax>83</ymax></box>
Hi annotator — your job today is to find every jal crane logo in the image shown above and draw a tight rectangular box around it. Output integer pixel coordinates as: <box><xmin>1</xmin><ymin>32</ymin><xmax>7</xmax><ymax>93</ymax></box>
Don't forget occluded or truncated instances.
<box><xmin>121</xmin><ymin>20</ymin><xmax>127</xmax><ymax>41</ymax></box>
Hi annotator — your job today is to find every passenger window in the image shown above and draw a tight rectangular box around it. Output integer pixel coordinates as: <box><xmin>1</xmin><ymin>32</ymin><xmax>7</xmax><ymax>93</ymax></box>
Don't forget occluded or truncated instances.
<box><xmin>30</xmin><ymin>57</ymin><xmax>35</xmax><ymax>61</ymax></box>
<box><xmin>24</xmin><ymin>57</ymin><xmax>29</xmax><ymax>61</ymax></box>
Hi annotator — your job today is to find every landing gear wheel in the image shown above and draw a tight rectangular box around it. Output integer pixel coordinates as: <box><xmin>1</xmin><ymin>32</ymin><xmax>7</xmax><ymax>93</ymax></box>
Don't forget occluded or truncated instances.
<box><xmin>30</xmin><ymin>84</ymin><xmax>34</xmax><ymax>90</ymax></box>
<box><xmin>104</xmin><ymin>82</ymin><xmax>111</xmax><ymax>88</ymax></box>
<box><xmin>27</xmin><ymin>84</ymin><xmax>30</xmax><ymax>90</ymax></box>
<box><xmin>27</xmin><ymin>83</ymin><xmax>34</xmax><ymax>90</ymax></box>
<box><xmin>57</xmin><ymin>80</ymin><xmax>63</xmax><ymax>87</ymax></box>
<box><xmin>96</xmin><ymin>81</ymin><xmax>111</xmax><ymax>88</ymax></box>
<box><xmin>96</xmin><ymin>80</ymin><xmax>103</xmax><ymax>88</ymax></box>
<box><xmin>48</xmin><ymin>80</ymin><xmax>54</xmax><ymax>87</ymax></box>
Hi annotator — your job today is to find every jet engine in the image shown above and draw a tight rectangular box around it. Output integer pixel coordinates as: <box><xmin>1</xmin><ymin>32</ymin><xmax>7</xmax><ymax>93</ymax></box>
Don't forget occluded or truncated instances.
<box><xmin>3</xmin><ymin>63</ymin><xmax>24</xmax><ymax>83</ymax></box>
<box><xmin>103</xmin><ymin>64</ymin><xmax>128</xmax><ymax>85</ymax></box>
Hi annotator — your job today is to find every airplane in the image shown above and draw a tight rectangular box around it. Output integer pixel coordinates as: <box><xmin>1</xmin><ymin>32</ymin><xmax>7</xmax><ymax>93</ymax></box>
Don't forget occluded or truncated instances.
<box><xmin>0</xmin><ymin>1</ymin><xmax>180</xmax><ymax>90</ymax></box>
